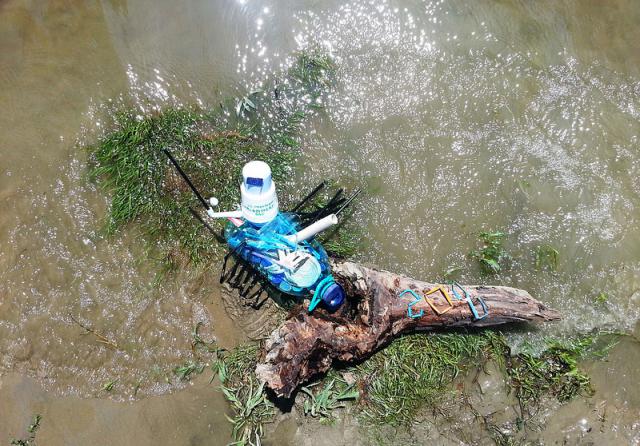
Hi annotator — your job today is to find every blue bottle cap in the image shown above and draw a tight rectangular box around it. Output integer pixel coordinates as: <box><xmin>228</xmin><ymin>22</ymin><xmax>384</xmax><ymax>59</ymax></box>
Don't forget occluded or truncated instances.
<box><xmin>321</xmin><ymin>283</ymin><xmax>345</xmax><ymax>312</ymax></box>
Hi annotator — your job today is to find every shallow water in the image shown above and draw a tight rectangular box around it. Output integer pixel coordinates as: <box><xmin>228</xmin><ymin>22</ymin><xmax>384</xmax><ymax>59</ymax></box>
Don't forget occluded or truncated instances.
<box><xmin>1</xmin><ymin>0</ymin><xmax>640</xmax><ymax>443</ymax></box>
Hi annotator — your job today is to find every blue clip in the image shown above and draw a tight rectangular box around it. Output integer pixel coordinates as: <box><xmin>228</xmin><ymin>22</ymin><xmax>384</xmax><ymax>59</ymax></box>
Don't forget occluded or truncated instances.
<box><xmin>309</xmin><ymin>276</ymin><xmax>334</xmax><ymax>312</ymax></box>
<box><xmin>399</xmin><ymin>289</ymin><xmax>424</xmax><ymax>319</ymax></box>
<box><xmin>448</xmin><ymin>280</ymin><xmax>467</xmax><ymax>301</ymax></box>
<box><xmin>468</xmin><ymin>296</ymin><xmax>489</xmax><ymax>320</ymax></box>
<box><xmin>447</xmin><ymin>281</ymin><xmax>489</xmax><ymax>320</ymax></box>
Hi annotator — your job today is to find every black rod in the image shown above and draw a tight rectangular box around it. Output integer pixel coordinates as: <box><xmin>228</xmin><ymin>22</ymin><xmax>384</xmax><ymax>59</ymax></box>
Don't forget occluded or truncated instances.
<box><xmin>335</xmin><ymin>188</ymin><xmax>362</xmax><ymax>215</ymax></box>
<box><xmin>163</xmin><ymin>149</ymin><xmax>210</xmax><ymax>211</ymax></box>
<box><xmin>188</xmin><ymin>207</ymin><xmax>225</xmax><ymax>244</ymax></box>
<box><xmin>291</xmin><ymin>181</ymin><xmax>326</xmax><ymax>212</ymax></box>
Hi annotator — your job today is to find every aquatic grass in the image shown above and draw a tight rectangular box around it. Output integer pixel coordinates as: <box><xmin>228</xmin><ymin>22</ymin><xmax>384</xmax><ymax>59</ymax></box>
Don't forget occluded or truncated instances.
<box><xmin>236</xmin><ymin>90</ymin><xmax>262</xmax><ymax>118</ymax></box>
<box><xmin>534</xmin><ymin>244</ymin><xmax>559</xmax><ymax>271</ymax></box>
<box><xmin>296</xmin><ymin>182</ymin><xmax>363</xmax><ymax>258</ymax></box>
<box><xmin>319</xmin><ymin>209</ymin><xmax>362</xmax><ymax>258</ymax></box>
<box><xmin>191</xmin><ymin>321</ymin><xmax>217</xmax><ymax>354</ymax></box>
<box><xmin>469</xmin><ymin>231</ymin><xmax>509</xmax><ymax>274</ymax></box>
<box><xmin>88</xmin><ymin>110</ymin><xmax>295</xmax><ymax>268</ymax></box>
<box><xmin>301</xmin><ymin>374</ymin><xmax>359</xmax><ymax>421</ymax></box>
<box><xmin>503</xmin><ymin>332</ymin><xmax>621</xmax><ymax>426</ymax></box>
<box><xmin>174</xmin><ymin>362</ymin><xmax>205</xmax><ymax>381</ymax></box>
<box><xmin>355</xmin><ymin>332</ymin><xmax>506</xmax><ymax>426</ymax></box>
<box><xmin>289</xmin><ymin>52</ymin><xmax>335</xmax><ymax>88</ymax></box>
<box><xmin>224</xmin><ymin>379</ymin><xmax>274</xmax><ymax>445</ymax></box>
<box><xmin>101</xmin><ymin>379</ymin><xmax>118</xmax><ymax>392</ymax></box>
<box><xmin>442</xmin><ymin>265</ymin><xmax>463</xmax><ymax>281</ymax></box>
<box><xmin>321</xmin><ymin>227</ymin><xmax>361</xmax><ymax>258</ymax></box>
<box><xmin>210</xmin><ymin>331</ymin><xmax>618</xmax><ymax>445</ymax></box>
<box><xmin>352</xmin><ymin>331</ymin><xmax>620</xmax><ymax>432</ymax></box>
<box><xmin>10</xmin><ymin>415</ymin><xmax>41</xmax><ymax>446</ymax></box>
<box><xmin>87</xmin><ymin>52</ymin><xmax>336</xmax><ymax>272</ymax></box>
<box><xmin>213</xmin><ymin>343</ymin><xmax>274</xmax><ymax>446</ymax></box>
<box><xmin>594</xmin><ymin>292</ymin><xmax>609</xmax><ymax>304</ymax></box>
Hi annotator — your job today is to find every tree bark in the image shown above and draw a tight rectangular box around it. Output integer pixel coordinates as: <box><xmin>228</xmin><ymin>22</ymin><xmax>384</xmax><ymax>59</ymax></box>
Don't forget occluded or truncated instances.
<box><xmin>256</xmin><ymin>261</ymin><xmax>561</xmax><ymax>398</ymax></box>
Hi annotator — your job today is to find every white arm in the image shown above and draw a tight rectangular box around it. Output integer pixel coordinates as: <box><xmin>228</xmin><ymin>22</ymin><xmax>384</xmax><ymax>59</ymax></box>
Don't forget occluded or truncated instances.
<box><xmin>206</xmin><ymin>209</ymin><xmax>243</xmax><ymax>219</ymax></box>
<box><xmin>286</xmin><ymin>214</ymin><xmax>338</xmax><ymax>243</ymax></box>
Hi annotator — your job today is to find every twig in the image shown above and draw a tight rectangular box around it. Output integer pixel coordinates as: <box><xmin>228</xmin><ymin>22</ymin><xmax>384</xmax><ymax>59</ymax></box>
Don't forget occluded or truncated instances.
<box><xmin>68</xmin><ymin>313</ymin><xmax>119</xmax><ymax>349</ymax></box>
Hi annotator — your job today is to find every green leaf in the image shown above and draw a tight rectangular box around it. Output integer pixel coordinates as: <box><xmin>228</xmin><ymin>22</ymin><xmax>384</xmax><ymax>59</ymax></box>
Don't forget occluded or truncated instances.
<box><xmin>102</xmin><ymin>379</ymin><xmax>118</xmax><ymax>392</ymax></box>
<box><xmin>483</xmin><ymin>258</ymin><xmax>500</xmax><ymax>272</ymax></box>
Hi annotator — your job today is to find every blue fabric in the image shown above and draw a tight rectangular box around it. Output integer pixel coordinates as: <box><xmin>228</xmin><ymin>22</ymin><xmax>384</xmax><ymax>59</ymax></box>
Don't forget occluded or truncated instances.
<box><xmin>225</xmin><ymin>212</ymin><xmax>342</xmax><ymax>311</ymax></box>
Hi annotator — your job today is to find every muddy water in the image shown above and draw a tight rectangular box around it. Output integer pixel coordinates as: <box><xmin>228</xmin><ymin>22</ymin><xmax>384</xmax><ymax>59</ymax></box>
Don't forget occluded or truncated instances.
<box><xmin>1</xmin><ymin>0</ymin><xmax>640</xmax><ymax>444</ymax></box>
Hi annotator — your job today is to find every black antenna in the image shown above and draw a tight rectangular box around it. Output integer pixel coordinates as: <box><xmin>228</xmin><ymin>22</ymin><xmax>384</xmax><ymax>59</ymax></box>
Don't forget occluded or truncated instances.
<box><xmin>335</xmin><ymin>188</ymin><xmax>362</xmax><ymax>215</ymax></box>
<box><xmin>188</xmin><ymin>207</ymin><xmax>225</xmax><ymax>244</ymax></box>
<box><xmin>313</xmin><ymin>188</ymin><xmax>344</xmax><ymax>220</ymax></box>
<box><xmin>163</xmin><ymin>149</ymin><xmax>210</xmax><ymax>211</ymax></box>
<box><xmin>291</xmin><ymin>181</ymin><xmax>326</xmax><ymax>212</ymax></box>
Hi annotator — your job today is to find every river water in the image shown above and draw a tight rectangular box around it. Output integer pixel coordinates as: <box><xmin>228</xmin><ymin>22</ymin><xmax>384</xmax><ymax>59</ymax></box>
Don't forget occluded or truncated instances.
<box><xmin>1</xmin><ymin>0</ymin><xmax>639</xmax><ymax>444</ymax></box>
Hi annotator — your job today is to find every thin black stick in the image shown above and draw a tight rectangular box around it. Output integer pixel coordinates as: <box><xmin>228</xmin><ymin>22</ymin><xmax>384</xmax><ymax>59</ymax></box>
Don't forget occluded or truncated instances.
<box><xmin>163</xmin><ymin>149</ymin><xmax>210</xmax><ymax>211</ymax></box>
<box><xmin>313</xmin><ymin>188</ymin><xmax>344</xmax><ymax>221</ymax></box>
<box><xmin>335</xmin><ymin>188</ymin><xmax>362</xmax><ymax>215</ymax></box>
<box><xmin>188</xmin><ymin>207</ymin><xmax>225</xmax><ymax>244</ymax></box>
<box><xmin>291</xmin><ymin>181</ymin><xmax>326</xmax><ymax>212</ymax></box>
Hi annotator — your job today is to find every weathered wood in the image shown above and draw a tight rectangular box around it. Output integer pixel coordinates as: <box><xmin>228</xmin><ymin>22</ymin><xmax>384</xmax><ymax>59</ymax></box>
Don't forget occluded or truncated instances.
<box><xmin>256</xmin><ymin>261</ymin><xmax>561</xmax><ymax>398</ymax></box>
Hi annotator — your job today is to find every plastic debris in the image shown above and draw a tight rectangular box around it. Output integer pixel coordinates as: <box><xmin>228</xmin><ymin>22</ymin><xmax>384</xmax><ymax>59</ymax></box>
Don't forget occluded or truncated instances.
<box><xmin>399</xmin><ymin>289</ymin><xmax>425</xmax><ymax>319</ymax></box>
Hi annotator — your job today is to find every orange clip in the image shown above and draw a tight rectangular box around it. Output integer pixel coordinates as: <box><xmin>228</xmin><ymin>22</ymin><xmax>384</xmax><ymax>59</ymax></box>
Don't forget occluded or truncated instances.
<box><xmin>423</xmin><ymin>285</ymin><xmax>455</xmax><ymax>315</ymax></box>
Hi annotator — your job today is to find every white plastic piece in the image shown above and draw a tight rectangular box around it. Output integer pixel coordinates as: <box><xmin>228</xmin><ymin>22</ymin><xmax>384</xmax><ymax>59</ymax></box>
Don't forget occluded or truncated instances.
<box><xmin>285</xmin><ymin>254</ymin><xmax>321</xmax><ymax>288</ymax></box>
<box><xmin>286</xmin><ymin>214</ymin><xmax>338</xmax><ymax>244</ymax></box>
<box><xmin>208</xmin><ymin>196</ymin><xmax>219</xmax><ymax>207</ymax></box>
<box><xmin>206</xmin><ymin>209</ymin><xmax>243</xmax><ymax>219</ymax></box>
<box><xmin>240</xmin><ymin>161</ymin><xmax>279</xmax><ymax>224</ymax></box>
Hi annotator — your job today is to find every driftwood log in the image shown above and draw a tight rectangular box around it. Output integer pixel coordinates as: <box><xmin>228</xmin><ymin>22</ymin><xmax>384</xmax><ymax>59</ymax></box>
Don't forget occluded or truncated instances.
<box><xmin>256</xmin><ymin>261</ymin><xmax>561</xmax><ymax>398</ymax></box>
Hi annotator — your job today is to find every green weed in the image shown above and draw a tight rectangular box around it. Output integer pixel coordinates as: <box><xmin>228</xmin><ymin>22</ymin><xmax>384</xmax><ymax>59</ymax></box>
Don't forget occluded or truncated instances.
<box><xmin>236</xmin><ymin>90</ymin><xmax>262</xmax><ymax>118</ymax></box>
<box><xmin>288</xmin><ymin>51</ymin><xmax>335</xmax><ymax>90</ymax></box>
<box><xmin>102</xmin><ymin>379</ymin><xmax>118</xmax><ymax>392</ymax></box>
<box><xmin>320</xmin><ymin>220</ymin><xmax>361</xmax><ymax>259</ymax></box>
<box><xmin>27</xmin><ymin>416</ymin><xmax>41</xmax><ymax>435</ymax></box>
<box><xmin>174</xmin><ymin>362</ymin><xmax>205</xmax><ymax>381</ymax></box>
<box><xmin>443</xmin><ymin>265</ymin><xmax>463</xmax><ymax>281</ymax></box>
<box><xmin>505</xmin><ymin>333</ymin><xmax>619</xmax><ymax>422</ymax></box>
<box><xmin>213</xmin><ymin>344</ymin><xmax>275</xmax><ymax>446</ymax></box>
<box><xmin>191</xmin><ymin>321</ymin><xmax>216</xmax><ymax>354</ymax></box>
<box><xmin>10</xmin><ymin>414</ymin><xmax>41</xmax><ymax>446</ymax></box>
<box><xmin>595</xmin><ymin>292</ymin><xmax>608</xmax><ymax>304</ymax></box>
<box><xmin>469</xmin><ymin>231</ymin><xmax>508</xmax><ymax>274</ymax></box>
<box><xmin>101</xmin><ymin>378</ymin><xmax>120</xmax><ymax>392</ymax></box>
<box><xmin>534</xmin><ymin>244</ymin><xmax>559</xmax><ymax>271</ymax></box>
<box><xmin>351</xmin><ymin>331</ymin><xmax>620</xmax><ymax>432</ymax></box>
<box><xmin>355</xmin><ymin>332</ymin><xmax>506</xmax><ymax>426</ymax></box>
<box><xmin>301</xmin><ymin>376</ymin><xmax>359</xmax><ymax>420</ymax></box>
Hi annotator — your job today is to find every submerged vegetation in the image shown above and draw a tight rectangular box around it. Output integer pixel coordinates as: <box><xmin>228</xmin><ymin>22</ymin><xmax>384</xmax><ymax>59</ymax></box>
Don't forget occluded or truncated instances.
<box><xmin>534</xmin><ymin>243</ymin><xmax>560</xmax><ymax>271</ymax></box>
<box><xmin>505</xmin><ymin>334</ymin><xmax>618</xmax><ymax>418</ymax></box>
<box><xmin>469</xmin><ymin>231</ymin><xmax>509</xmax><ymax>274</ymax></box>
<box><xmin>213</xmin><ymin>344</ymin><xmax>274</xmax><ymax>445</ymax></box>
<box><xmin>10</xmin><ymin>415</ymin><xmax>41</xmax><ymax>446</ymax></box>
<box><xmin>207</xmin><ymin>331</ymin><xmax>616</xmax><ymax>445</ymax></box>
<box><xmin>355</xmin><ymin>332</ymin><xmax>505</xmax><ymax>426</ymax></box>
<box><xmin>87</xmin><ymin>51</ymin><xmax>343</xmax><ymax>274</ymax></box>
<box><xmin>301</xmin><ymin>374</ymin><xmax>359</xmax><ymax>421</ymax></box>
